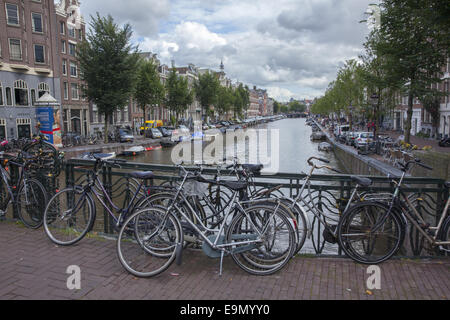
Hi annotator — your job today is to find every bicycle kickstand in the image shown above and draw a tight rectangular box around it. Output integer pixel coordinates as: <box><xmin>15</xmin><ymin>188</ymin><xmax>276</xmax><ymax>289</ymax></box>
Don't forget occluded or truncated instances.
<box><xmin>219</xmin><ymin>250</ymin><xmax>225</xmax><ymax>276</ymax></box>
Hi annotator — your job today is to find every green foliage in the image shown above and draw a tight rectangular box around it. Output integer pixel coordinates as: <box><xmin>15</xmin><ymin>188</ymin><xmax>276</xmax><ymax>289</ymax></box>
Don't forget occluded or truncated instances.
<box><xmin>78</xmin><ymin>13</ymin><xmax>140</xmax><ymax>142</ymax></box>
<box><xmin>134</xmin><ymin>59</ymin><xmax>165</xmax><ymax>121</ymax></box>
<box><xmin>233</xmin><ymin>84</ymin><xmax>250</xmax><ymax>118</ymax></box>
<box><xmin>165</xmin><ymin>67</ymin><xmax>193</xmax><ymax>123</ymax></box>
<box><xmin>194</xmin><ymin>71</ymin><xmax>220</xmax><ymax>119</ymax></box>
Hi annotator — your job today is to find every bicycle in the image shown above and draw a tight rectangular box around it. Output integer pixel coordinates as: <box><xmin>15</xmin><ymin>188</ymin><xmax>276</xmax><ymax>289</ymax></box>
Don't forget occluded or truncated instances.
<box><xmin>337</xmin><ymin>159</ymin><xmax>449</xmax><ymax>264</ymax></box>
<box><xmin>43</xmin><ymin>155</ymin><xmax>155</xmax><ymax>246</ymax></box>
<box><xmin>0</xmin><ymin>150</ymin><xmax>48</xmax><ymax>228</ymax></box>
<box><xmin>116</xmin><ymin>163</ymin><xmax>297</xmax><ymax>277</ymax></box>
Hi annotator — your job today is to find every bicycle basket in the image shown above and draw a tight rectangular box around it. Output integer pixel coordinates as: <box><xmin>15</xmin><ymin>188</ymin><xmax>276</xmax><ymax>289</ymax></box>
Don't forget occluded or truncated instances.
<box><xmin>182</xmin><ymin>180</ymin><xmax>209</xmax><ymax>197</ymax></box>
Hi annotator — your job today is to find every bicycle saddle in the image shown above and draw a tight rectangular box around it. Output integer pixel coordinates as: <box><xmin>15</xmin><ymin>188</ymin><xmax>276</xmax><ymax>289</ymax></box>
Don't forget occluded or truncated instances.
<box><xmin>242</xmin><ymin>164</ymin><xmax>263</xmax><ymax>174</ymax></box>
<box><xmin>221</xmin><ymin>181</ymin><xmax>248</xmax><ymax>191</ymax></box>
<box><xmin>129</xmin><ymin>171</ymin><xmax>154</xmax><ymax>179</ymax></box>
<box><xmin>351</xmin><ymin>176</ymin><xmax>372</xmax><ymax>187</ymax></box>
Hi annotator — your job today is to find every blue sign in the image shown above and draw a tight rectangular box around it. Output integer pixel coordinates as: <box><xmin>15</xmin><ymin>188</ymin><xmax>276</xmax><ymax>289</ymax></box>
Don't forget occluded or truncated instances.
<box><xmin>36</xmin><ymin>107</ymin><xmax>54</xmax><ymax>143</ymax></box>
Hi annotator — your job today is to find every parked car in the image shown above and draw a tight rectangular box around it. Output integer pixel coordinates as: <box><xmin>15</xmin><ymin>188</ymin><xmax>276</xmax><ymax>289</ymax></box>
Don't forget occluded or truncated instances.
<box><xmin>117</xmin><ymin>128</ymin><xmax>134</xmax><ymax>143</ymax></box>
<box><xmin>334</xmin><ymin>125</ymin><xmax>350</xmax><ymax>137</ymax></box>
<box><xmin>354</xmin><ymin>132</ymin><xmax>374</xmax><ymax>149</ymax></box>
<box><xmin>171</xmin><ymin>125</ymin><xmax>190</xmax><ymax>142</ymax></box>
<box><xmin>157</xmin><ymin>126</ymin><xmax>173</xmax><ymax>137</ymax></box>
<box><xmin>439</xmin><ymin>137</ymin><xmax>450</xmax><ymax>147</ymax></box>
<box><xmin>148</xmin><ymin>128</ymin><xmax>163</xmax><ymax>139</ymax></box>
<box><xmin>345</xmin><ymin>132</ymin><xmax>358</xmax><ymax>146</ymax></box>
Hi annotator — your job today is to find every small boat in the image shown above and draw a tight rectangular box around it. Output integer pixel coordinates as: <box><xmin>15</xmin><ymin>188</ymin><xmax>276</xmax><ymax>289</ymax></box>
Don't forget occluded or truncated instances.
<box><xmin>121</xmin><ymin>146</ymin><xmax>145</xmax><ymax>156</ymax></box>
<box><xmin>160</xmin><ymin>139</ymin><xmax>178</xmax><ymax>147</ymax></box>
<box><xmin>318</xmin><ymin>142</ymin><xmax>332</xmax><ymax>152</ymax></box>
<box><xmin>146</xmin><ymin>145</ymin><xmax>162</xmax><ymax>151</ymax></box>
<box><xmin>80</xmin><ymin>152</ymin><xmax>116</xmax><ymax>160</ymax></box>
<box><xmin>310</xmin><ymin>132</ymin><xmax>326</xmax><ymax>141</ymax></box>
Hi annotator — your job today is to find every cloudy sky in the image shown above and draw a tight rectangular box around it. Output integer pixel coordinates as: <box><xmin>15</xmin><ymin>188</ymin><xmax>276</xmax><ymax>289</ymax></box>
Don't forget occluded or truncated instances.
<box><xmin>79</xmin><ymin>0</ymin><xmax>377</xmax><ymax>102</ymax></box>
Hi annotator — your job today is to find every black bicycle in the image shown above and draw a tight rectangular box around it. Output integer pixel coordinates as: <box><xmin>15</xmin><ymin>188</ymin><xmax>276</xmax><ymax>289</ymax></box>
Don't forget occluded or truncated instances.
<box><xmin>0</xmin><ymin>150</ymin><xmax>48</xmax><ymax>228</ymax></box>
<box><xmin>43</xmin><ymin>155</ymin><xmax>155</xmax><ymax>246</ymax></box>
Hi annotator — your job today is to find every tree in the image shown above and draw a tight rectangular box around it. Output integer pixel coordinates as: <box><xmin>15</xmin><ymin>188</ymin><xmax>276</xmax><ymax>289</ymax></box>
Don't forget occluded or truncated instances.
<box><xmin>289</xmin><ymin>101</ymin><xmax>306</xmax><ymax>113</ymax></box>
<box><xmin>372</xmin><ymin>0</ymin><xmax>448</xmax><ymax>143</ymax></box>
<box><xmin>78</xmin><ymin>13</ymin><xmax>140</xmax><ymax>143</ymax></box>
<box><xmin>194</xmin><ymin>71</ymin><xmax>220</xmax><ymax>121</ymax></box>
<box><xmin>165</xmin><ymin>67</ymin><xmax>193</xmax><ymax>125</ymax></box>
<box><xmin>273</xmin><ymin>101</ymin><xmax>281</xmax><ymax>114</ymax></box>
<box><xmin>134</xmin><ymin>59</ymin><xmax>165</xmax><ymax>125</ymax></box>
<box><xmin>233</xmin><ymin>84</ymin><xmax>250</xmax><ymax>118</ymax></box>
<box><xmin>216</xmin><ymin>85</ymin><xmax>234</xmax><ymax>117</ymax></box>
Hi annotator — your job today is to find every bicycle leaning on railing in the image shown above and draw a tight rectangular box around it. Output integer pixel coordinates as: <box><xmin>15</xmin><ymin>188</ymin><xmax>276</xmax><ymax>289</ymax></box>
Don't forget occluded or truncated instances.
<box><xmin>336</xmin><ymin>159</ymin><xmax>449</xmax><ymax>264</ymax></box>
<box><xmin>116</xmin><ymin>163</ymin><xmax>297</xmax><ymax>278</ymax></box>
<box><xmin>43</xmin><ymin>155</ymin><xmax>156</xmax><ymax>246</ymax></box>
<box><xmin>0</xmin><ymin>150</ymin><xmax>48</xmax><ymax>228</ymax></box>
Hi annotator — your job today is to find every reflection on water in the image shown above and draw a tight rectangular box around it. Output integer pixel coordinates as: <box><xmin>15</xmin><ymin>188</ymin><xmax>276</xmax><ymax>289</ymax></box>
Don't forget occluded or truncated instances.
<box><xmin>117</xmin><ymin>118</ymin><xmax>343</xmax><ymax>175</ymax></box>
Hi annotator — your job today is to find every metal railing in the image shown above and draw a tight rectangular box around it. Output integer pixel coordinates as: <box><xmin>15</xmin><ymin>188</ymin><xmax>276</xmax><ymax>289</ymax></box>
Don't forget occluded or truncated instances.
<box><xmin>61</xmin><ymin>158</ymin><xmax>448</xmax><ymax>257</ymax></box>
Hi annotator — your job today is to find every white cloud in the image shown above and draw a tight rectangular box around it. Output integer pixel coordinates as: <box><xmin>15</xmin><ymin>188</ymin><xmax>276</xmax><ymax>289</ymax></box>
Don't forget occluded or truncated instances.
<box><xmin>80</xmin><ymin>0</ymin><xmax>376</xmax><ymax>100</ymax></box>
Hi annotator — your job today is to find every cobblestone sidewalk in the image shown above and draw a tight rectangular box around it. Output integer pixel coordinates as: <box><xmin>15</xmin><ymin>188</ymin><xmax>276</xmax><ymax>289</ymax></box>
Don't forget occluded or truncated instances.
<box><xmin>0</xmin><ymin>222</ymin><xmax>449</xmax><ymax>300</ymax></box>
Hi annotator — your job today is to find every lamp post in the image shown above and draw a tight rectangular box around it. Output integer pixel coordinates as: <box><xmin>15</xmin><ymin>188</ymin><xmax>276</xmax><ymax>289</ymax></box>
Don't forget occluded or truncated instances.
<box><xmin>370</xmin><ymin>93</ymin><xmax>380</xmax><ymax>154</ymax></box>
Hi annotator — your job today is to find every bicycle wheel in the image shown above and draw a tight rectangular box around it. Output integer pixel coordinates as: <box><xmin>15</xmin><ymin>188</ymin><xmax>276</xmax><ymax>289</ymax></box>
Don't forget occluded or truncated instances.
<box><xmin>16</xmin><ymin>179</ymin><xmax>48</xmax><ymax>229</ymax></box>
<box><xmin>439</xmin><ymin>216</ymin><xmax>450</xmax><ymax>253</ymax></box>
<box><xmin>43</xmin><ymin>187</ymin><xmax>95</xmax><ymax>246</ymax></box>
<box><xmin>0</xmin><ymin>178</ymin><xmax>12</xmax><ymax>215</ymax></box>
<box><xmin>226</xmin><ymin>205</ymin><xmax>296</xmax><ymax>275</ymax></box>
<box><xmin>337</xmin><ymin>201</ymin><xmax>404</xmax><ymax>264</ymax></box>
<box><xmin>280</xmin><ymin>199</ymin><xmax>308</xmax><ymax>255</ymax></box>
<box><xmin>117</xmin><ymin>207</ymin><xmax>182</xmax><ymax>277</ymax></box>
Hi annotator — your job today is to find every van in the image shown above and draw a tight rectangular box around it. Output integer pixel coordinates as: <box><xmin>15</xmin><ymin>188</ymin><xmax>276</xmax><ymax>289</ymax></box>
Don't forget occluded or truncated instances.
<box><xmin>334</xmin><ymin>125</ymin><xmax>350</xmax><ymax>137</ymax></box>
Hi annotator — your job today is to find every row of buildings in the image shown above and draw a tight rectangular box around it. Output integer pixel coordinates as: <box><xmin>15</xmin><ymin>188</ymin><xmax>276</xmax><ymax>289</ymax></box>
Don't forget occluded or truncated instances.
<box><xmin>0</xmin><ymin>0</ymin><xmax>275</xmax><ymax>141</ymax></box>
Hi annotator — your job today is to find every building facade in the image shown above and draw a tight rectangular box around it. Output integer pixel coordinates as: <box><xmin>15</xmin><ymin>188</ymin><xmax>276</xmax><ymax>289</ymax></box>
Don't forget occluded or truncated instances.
<box><xmin>0</xmin><ymin>0</ymin><xmax>60</xmax><ymax>140</ymax></box>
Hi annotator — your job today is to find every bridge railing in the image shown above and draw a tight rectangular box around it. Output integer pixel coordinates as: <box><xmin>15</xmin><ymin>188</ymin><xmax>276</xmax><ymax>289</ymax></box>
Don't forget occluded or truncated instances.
<box><xmin>63</xmin><ymin>158</ymin><xmax>448</xmax><ymax>257</ymax></box>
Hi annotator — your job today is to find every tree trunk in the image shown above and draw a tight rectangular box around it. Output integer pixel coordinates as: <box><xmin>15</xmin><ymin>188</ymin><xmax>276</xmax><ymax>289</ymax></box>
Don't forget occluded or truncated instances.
<box><xmin>404</xmin><ymin>91</ymin><xmax>414</xmax><ymax>144</ymax></box>
<box><xmin>104</xmin><ymin>114</ymin><xmax>109</xmax><ymax>144</ymax></box>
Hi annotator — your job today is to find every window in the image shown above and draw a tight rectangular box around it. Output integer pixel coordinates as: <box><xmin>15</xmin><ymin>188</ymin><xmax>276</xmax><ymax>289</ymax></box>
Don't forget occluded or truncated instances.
<box><xmin>62</xmin><ymin>59</ymin><xmax>67</xmax><ymax>75</ymax></box>
<box><xmin>79</xmin><ymin>29</ymin><xmax>83</xmax><ymax>40</ymax></box>
<box><xmin>14</xmin><ymin>80</ymin><xmax>28</xmax><ymax>106</ymax></box>
<box><xmin>0</xmin><ymin>82</ymin><xmax>3</xmax><ymax>105</ymax></box>
<box><xmin>61</xmin><ymin>40</ymin><xmax>66</xmax><ymax>54</ymax></box>
<box><xmin>0</xmin><ymin>119</ymin><xmax>6</xmax><ymax>140</ymax></box>
<box><xmin>60</xmin><ymin>21</ymin><xmax>65</xmax><ymax>34</ymax></box>
<box><xmin>69</xmin><ymin>43</ymin><xmax>76</xmax><ymax>56</ymax></box>
<box><xmin>31</xmin><ymin>89</ymin><xmax>37</xmax><ymax>105</ymax></box>
<box><xmin>38</xmin><ymin>83</ymin><xmax>50</xmax><ymax>98</ymax></box>
<box><xmin>6</xmin><ymin>3</ymin><xmax>19</xmax><ymax>26</ymax></box>
<box><xmin>71</xmin><ymin>83</ymin><xmax>79</xmax><ymax>100</ymax></box>
<box><xmin>34</xmin><ymin>45</ymin><xmax>45</xmax><ymax>63</ymax></box>
<box><xmin>68</xmin><ymin>26</ymin><xmax>76</xmax><ymax>38</ymax></box>
<box><xmin>31</xmin><ymin>13</ymin><xmax>43</xmax><ymax>33</ymax></box>
<box><xmin>5</xmin><ymin>88</ymin><xmax>12</xmax><ymax>105</ymax></box>
<box><xmin>9</xmin><ymin>39</ymin><xmax>22</xmax><ymax>60</ymax></box>
<box><xmin>63</xmin><ymin>82</ymin><xmax>68</xmax><ymax>100</ymax></box>
<box><xmin>70</xmin><ymin>61</ymin><xmax>77</xmax><ymax>77</ymax></box>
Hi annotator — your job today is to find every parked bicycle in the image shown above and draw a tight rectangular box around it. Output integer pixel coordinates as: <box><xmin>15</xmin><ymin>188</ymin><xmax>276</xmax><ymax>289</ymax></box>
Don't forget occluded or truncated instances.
<box><xmin>116</xmin><ymin>163</ymin><xmax>297</xmax><ymax>277</ymax></box>
<box><xmin>337</xmin><ymin>159</ymin><xmax>449</xmax><ymax>264</ymax></box>
<box><xmin>0</xmin><ymin>150</ymin><xmax>48</xmax><ymax>228</ymax></box>
<box><xmin>43</xmin><ymin>155</ymin><xmax>155</xmax><ymax>246</ymax></box>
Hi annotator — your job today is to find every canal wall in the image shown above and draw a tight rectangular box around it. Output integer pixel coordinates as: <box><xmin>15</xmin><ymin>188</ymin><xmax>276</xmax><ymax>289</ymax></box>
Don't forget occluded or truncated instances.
<box><xmin>314</xmin><ymin>120</ymin><xmax>450</xmax><ymax>180</ymax></box>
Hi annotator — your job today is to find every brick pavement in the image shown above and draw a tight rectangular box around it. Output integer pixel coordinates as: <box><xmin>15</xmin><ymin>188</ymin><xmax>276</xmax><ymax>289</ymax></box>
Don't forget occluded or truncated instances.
<box><xmin>0</xmin><ymin>222</ymin><xmax>449</xmax><ymax>300</ymax></box>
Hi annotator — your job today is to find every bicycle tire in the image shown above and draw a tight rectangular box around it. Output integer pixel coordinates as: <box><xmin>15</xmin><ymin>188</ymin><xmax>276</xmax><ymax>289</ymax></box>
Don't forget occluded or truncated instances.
<box><xmin>16</xmin><ymin>178</ymin><xmax>48</xmax><ymax>229</ymax></box>
<box><xmin>337</xmin><ymin>201</ymin><xmax>404</xmax><ymax>264</ymax></box>
<box><xmin>226</xmin><ymin>204</ymin><xmax>296</xmax><ymax>275</ymax></box>
<box><xmin>117</xmin><ymin>207</ymin><xmax>182</xmax><ymax>278</ymax></box>
<box><xmin>439</xmin><ymin>216</ymin><xmax>450</xmax><ymax>253</ymax></box>
<box><xmin>43</xmin><ymin>187</ymin><xmax>95</xmax><ymax>246</ymax></box>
